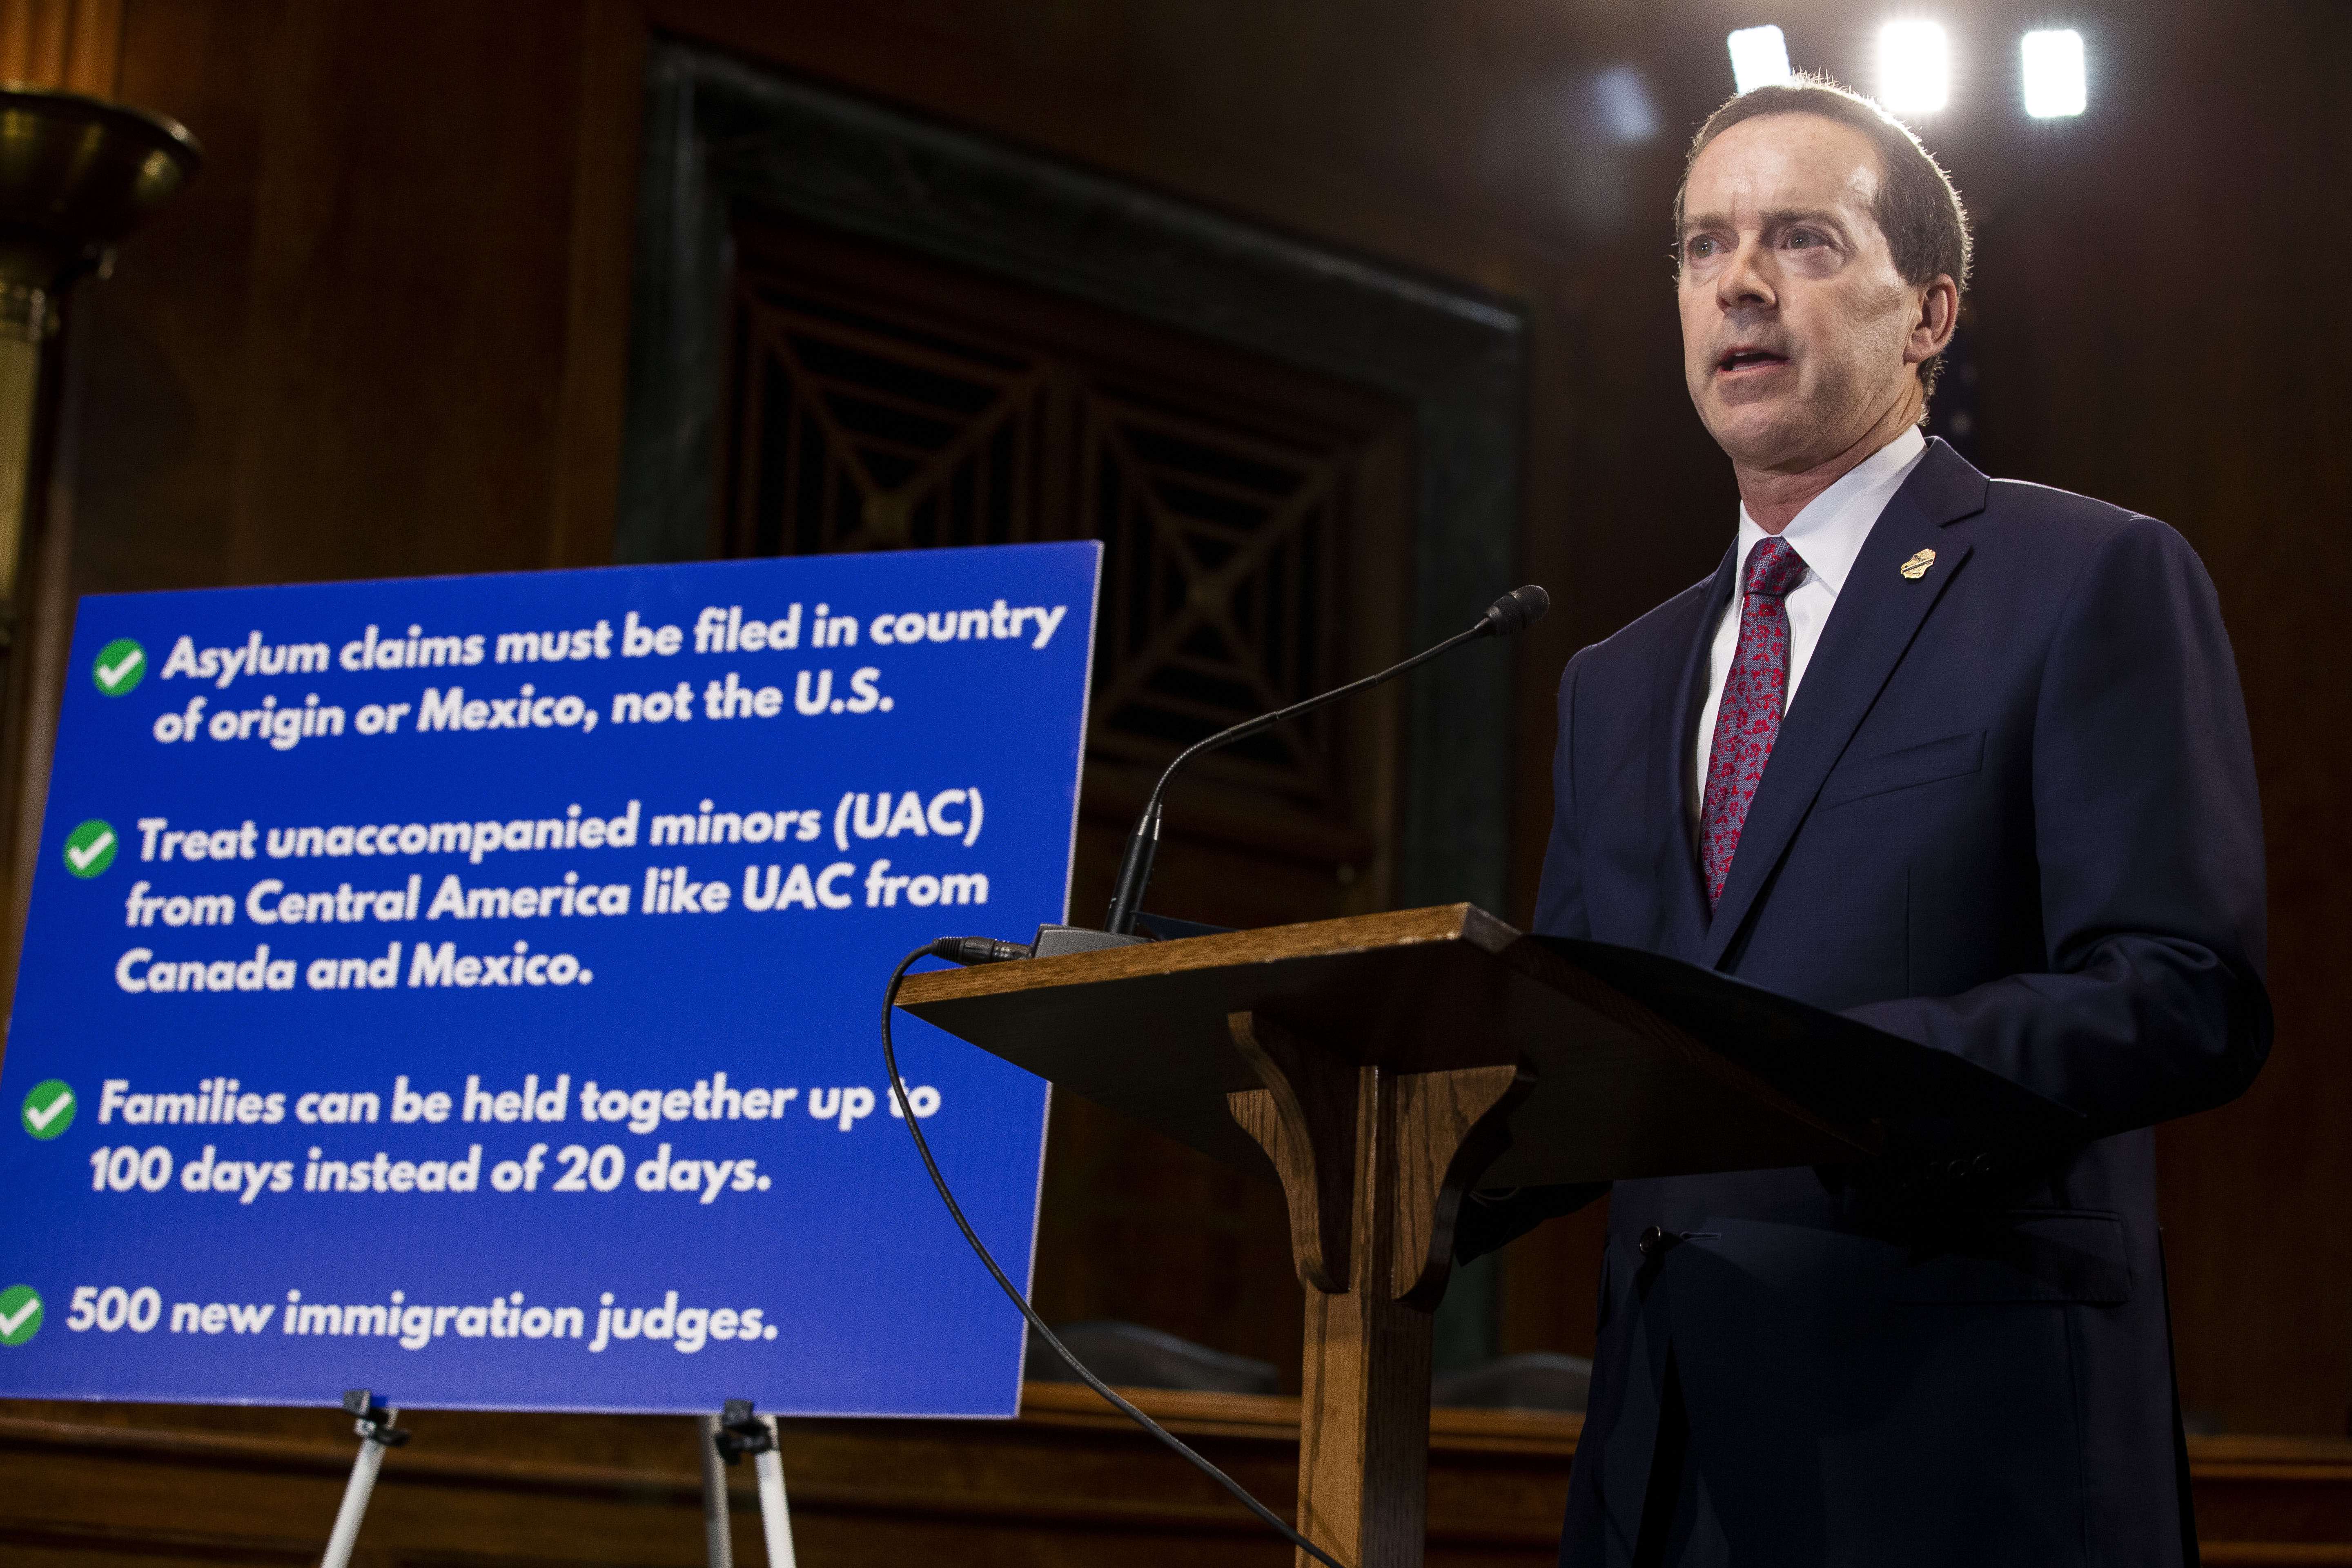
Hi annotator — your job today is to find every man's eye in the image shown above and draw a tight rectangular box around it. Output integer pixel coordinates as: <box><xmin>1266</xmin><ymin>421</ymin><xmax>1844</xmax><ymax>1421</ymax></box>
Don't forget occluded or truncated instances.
<box><xmin>1687</xmin><ymin>237</ymin><xmax>1717</xmax><ymax>259</ymax></box>
<box><xmin>1786</xmin><ymin>230</ymin><xmax>1822</xmax><ymax>249</ymax></box>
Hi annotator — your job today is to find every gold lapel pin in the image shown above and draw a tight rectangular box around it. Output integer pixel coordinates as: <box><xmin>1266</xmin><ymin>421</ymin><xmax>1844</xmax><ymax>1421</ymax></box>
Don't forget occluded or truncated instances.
<box><xmin>1899</xmin><ymin>548</ymin><xmax>1937</xmax><ymax>581</ymax></box>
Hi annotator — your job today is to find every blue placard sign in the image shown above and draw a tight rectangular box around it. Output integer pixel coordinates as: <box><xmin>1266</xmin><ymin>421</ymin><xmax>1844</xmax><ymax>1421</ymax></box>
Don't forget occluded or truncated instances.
<box><xmin>0</xmin><ymin>541</ymin><xmax>1099</xmax><ymax>1414</ymax></box>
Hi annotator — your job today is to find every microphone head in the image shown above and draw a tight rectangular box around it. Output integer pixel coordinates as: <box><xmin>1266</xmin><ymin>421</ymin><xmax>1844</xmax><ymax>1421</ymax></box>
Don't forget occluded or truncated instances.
<box><xmin>1479</xmin><ymin>584</ymin><xmax>1551</xmax><ymax>638</ymax></box>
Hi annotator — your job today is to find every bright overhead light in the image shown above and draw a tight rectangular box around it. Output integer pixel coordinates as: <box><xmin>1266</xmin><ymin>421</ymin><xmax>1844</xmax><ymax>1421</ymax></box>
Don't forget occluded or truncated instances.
<box><xmin>2021</xmin><ymin>29</ymin><xmax>2087</xmax><ymax>117</ymax></box>
<box><xmin>1727</xmin><ymin>26</ymin><xmax>1792</xmax><ymax>96</ymax></box>
<box><xmin>1878</xmin><ymin>20</ymin><xmax>1951</xmax><ymax>113</ymax></box>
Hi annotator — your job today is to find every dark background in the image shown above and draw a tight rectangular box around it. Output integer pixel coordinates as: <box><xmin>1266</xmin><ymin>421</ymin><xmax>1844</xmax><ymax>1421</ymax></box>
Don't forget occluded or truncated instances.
<box><xmin>0</xmin><ymin>0</ymin><xmax>2341</xmax><ymax>1514</ymax></box>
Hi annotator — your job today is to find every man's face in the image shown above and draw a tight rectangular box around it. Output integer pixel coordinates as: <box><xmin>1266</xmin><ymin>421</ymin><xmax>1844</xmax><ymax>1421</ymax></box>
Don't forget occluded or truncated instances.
<box><xmin>1677</xmin><ymin>114</ymin><xmax>1930</xmax><ymax>472</ymax></box>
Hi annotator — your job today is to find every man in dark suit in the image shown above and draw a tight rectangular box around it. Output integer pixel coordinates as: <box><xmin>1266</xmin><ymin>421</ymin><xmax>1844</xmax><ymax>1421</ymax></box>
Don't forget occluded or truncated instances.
<box><xmin>1472</xmin><ymin>79</ymin><xmax>2270</xmax><ymax>1566</ymax></box>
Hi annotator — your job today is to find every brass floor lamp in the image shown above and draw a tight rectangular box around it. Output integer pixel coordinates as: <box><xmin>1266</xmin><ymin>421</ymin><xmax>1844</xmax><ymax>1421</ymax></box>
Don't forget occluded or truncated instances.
<box><xmin>0</xmin><ymin>85</ymin><xmax>197</xmax><ymax>997</ymax></box>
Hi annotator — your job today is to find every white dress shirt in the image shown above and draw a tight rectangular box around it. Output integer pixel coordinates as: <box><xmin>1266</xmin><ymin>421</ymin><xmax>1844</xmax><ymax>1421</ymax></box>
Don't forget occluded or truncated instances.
<box><xmin>1692</xmin><ymin>425</ymin><xmax>1929</xmax><ymax>815</ymax></box>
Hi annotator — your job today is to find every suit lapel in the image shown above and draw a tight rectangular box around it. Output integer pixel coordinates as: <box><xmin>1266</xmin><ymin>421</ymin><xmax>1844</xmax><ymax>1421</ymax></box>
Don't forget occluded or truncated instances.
<box><xmin>1651</xmin><ymin>548</ymin><xmax>1734</xmax><ymax>961</ymax></box>
<box><xmin>1699</xmin><ymin>440</ymin><xmax>1989</xmax><ymax>969</ymax></box>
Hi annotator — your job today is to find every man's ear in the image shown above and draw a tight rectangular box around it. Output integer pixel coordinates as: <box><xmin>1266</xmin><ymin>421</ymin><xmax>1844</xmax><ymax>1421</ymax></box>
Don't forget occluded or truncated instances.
<box><xmin>1905</xmin><ymin>275</ymin><xmax>1960</xmax><ymax>366</ymax></box>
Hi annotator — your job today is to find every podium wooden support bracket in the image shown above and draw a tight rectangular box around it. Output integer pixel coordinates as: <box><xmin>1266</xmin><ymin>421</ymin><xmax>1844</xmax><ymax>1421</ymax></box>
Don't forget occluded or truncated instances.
<box><xmin>1226</xmin><ymin>1010</ymin><xmax>1535</xmax><ymax>1568</ymax></box>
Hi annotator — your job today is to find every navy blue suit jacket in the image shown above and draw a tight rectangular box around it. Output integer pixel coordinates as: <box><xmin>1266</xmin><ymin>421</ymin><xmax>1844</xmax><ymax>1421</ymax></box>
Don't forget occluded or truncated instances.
<box><xmin>1527</xmin><ymin>441</ymin><xmax>2269</xmax><ymax>1566</ymax></box>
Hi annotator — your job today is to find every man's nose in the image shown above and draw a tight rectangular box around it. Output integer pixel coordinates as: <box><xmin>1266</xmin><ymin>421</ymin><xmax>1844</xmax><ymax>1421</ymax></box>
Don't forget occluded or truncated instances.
<box><xmin>1716</xmin><ymin>238</ymin><xmax>1777</xmax><ymax>310</ymax></box>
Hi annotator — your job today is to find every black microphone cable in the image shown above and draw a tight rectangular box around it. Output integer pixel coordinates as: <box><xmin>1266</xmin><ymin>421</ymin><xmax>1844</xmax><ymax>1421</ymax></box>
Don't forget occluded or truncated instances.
<box><xmin>881</xmin><ymin>939</ymin><xmax>1345</xmax><ymax>1568</ymax></box>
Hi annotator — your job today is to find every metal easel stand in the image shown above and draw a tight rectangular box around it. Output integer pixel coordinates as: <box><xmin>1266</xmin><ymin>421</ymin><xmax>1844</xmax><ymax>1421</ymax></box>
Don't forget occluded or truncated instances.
<box><xmin>320</xmin><ymin>1390</ymin><xmax>410</xmax><ymax>1568</ymax></box>
<box><xmin>710</xmin><ymin>1399</ymin><xmax>797</xmax><ymax>1568</ymax></box>
<box><xmin>696</xmin><ymin>1412</ymin><xmax>735</xmax><ymax>1568</ymax></box>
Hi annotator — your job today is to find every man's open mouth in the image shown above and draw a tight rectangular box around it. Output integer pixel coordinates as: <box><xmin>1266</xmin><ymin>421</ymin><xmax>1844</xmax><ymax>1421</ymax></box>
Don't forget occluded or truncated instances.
<box><xmin>1719</xmin><ymin>348</ymin><xmax>1789</xmax><ymax>372</ymax></box>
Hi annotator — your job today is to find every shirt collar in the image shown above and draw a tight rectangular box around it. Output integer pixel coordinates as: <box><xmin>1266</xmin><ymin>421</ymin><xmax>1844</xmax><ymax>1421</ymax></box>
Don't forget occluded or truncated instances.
<box><xmin>1733</xmin><ymin>424</ymin><xmax>1929</xmax><ymax>599</ymax></box>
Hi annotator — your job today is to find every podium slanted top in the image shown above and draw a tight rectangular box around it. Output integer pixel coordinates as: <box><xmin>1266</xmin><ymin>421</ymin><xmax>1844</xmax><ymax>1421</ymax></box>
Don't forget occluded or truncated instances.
<box><xmin>898</xmin><ymin>905</ymin><xmax>2081</xmax><ymax>1189</ymax></box>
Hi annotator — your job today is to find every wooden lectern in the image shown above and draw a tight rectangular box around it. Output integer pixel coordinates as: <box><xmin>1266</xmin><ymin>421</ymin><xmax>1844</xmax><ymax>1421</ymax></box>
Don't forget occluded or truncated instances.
<box><xmin>898</xmin><ymin>904</ymin><xmax>2075</xmax><ymax>1568</ymax></box>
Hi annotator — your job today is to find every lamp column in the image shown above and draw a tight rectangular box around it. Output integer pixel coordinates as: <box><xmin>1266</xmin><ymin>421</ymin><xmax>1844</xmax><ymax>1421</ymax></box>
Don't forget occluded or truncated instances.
<box><xmin>0</xmin><ymin>87</ymin><xmax>200</xmax><ymax>1004</ymax></box>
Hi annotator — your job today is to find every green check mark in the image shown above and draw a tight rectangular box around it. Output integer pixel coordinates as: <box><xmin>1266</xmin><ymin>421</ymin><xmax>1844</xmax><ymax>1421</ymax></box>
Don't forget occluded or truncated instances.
<box><xmin>20</xmin><ymin>1080</ymin><xmax>73</xmax><ymax>1140</ymax></box>
<box><xmin>63</xmin><ymin>820</ymin><xmax>115</xmax><ymax>879</ymax></box>
<box><xmin>0</xmin><ymin>1286</ymin><xmax>41</xmax><ymax>1346</ymax></box>
<box><xmin>92</xmin><ymin>638</ymin><xmax>145</xmax><ymax>696</ymax></box>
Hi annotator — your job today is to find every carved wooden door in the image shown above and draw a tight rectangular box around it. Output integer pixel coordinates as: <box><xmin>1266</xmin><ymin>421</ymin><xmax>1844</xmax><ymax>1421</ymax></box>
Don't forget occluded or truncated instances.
<box><xmin>717</xmin><ymin>218</ymin><xmax>1418</xmax><ymax>1378</ymax></box>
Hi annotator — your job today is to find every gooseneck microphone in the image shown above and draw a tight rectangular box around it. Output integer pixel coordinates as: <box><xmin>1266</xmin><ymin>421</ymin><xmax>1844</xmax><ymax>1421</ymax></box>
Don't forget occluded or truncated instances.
<box><xmin>1102</xmin><ymin>584</ymin><xmax>1550</xmax><ymax>936</ymax></box>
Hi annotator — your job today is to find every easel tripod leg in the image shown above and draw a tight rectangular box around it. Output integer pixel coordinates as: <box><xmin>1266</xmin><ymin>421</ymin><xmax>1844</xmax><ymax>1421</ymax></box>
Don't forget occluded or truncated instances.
<box><xmin>753</xmin><ymin>1414</ymin><xmax>797</xmax><ymax>1568</ymax></box>
<box><xmin>319</xmin><ymin>1434</ymin><xmax>389</xmax><ymax>1568</ymax></box>
<box><xmin>697</xmin><ymin>1413</ymin><xmax>735</xmax><ymax>1568</ymax></box>
<box><xmin>712</xmin><ymin>1401</ymin><xmax>798</xmax><ymax>1568</ymax></box>
<box><xmin>319</xmin><ymin>1393</ymin><xmax>407</xmax><ymax>1568</ymax></box>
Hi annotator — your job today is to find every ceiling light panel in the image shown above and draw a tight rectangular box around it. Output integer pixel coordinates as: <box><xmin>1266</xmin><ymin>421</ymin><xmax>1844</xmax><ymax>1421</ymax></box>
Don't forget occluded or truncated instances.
<box><xmin>1878</xmin><ymin>20</ymin><xmax>1952</xmax><ymax>113</ymax></box>
<box><xmin>2021</xmin><ymin>29</ymin><xmax>2087</xmax><ymax>117</ymax></box>
<box><xmin>1727</xmin><ymin>26</ymin><xmax>1793</xmax><ymax>96</ymax></box>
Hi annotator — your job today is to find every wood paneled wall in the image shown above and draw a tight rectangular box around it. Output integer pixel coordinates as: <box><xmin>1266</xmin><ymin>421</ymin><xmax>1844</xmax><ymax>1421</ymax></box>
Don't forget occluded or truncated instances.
<box><xmin>9</xmin><ymin>1390</ymin><xmax>2352</xmax><ymax>1565</ymax></box>
<box><xmin>0</xmin><ymin>0</ymin><xmax>2343</xmax><ymax>1470</ymax></box>
<box><xmin>0</xmin><ymin>0</ymin><xmax>124</xmax><ymax>94</ymax></box>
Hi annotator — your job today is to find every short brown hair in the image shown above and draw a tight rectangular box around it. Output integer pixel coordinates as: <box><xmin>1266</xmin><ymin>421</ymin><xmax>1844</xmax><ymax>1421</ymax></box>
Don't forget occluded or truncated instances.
<box><xmin>1675</xmin><ymin>75</ymin><xmax>1971</xmax><ymax>396</ymax></box>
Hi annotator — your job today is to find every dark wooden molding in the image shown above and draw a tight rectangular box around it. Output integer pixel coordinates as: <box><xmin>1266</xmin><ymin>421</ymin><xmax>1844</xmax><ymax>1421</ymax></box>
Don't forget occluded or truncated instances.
<box><xmin>7</xmin><ymin>1399</ymin><xmax>2352</xmax><ymax>1561</ymax></box>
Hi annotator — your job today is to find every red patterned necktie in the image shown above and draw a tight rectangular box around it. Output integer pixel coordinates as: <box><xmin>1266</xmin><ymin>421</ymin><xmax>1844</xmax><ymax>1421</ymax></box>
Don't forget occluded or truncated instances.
<box><xmin>1699</xmin><ymin>536</ymin><xmax>1811</xmax><ymax>908</ymax></box>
